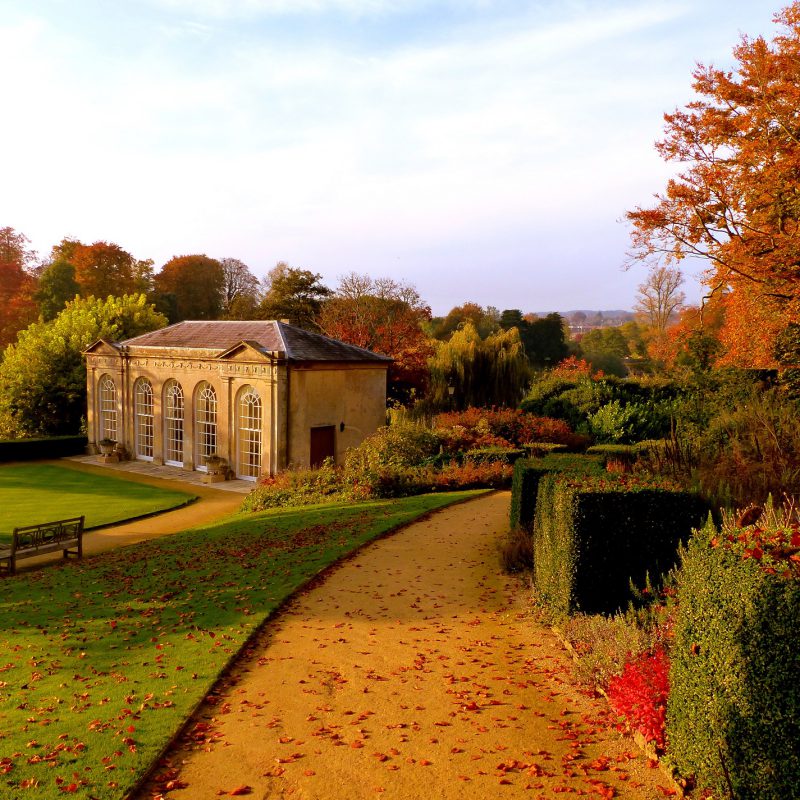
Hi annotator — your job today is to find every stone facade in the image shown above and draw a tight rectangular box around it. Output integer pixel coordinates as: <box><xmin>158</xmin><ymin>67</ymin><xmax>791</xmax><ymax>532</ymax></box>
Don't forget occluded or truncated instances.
<box><xmin>84</xmin><ymin>321</ymin><xmax>390</xmax><ymax>480</ymax></box>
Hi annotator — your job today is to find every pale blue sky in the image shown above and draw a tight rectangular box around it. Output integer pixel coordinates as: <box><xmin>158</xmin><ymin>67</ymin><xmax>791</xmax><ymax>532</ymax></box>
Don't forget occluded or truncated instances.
<box><xmin>0</xmin><ymin>1</ymin><xmax>780</xmax><ymax>314</ymax></box>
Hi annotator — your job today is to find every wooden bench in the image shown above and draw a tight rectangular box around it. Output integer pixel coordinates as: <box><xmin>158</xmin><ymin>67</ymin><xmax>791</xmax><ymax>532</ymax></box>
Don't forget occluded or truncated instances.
<box><xmin>0</xmin><ymin>516</ymin><xmax>85</xmax><ymax>576</ymax></box>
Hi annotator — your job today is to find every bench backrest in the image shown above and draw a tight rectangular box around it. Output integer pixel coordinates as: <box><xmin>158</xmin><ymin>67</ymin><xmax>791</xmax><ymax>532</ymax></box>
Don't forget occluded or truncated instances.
<box><xmin>11</xmin><ymin>516</ymin><xmax>85</xmax><ymax>554</ymax></box>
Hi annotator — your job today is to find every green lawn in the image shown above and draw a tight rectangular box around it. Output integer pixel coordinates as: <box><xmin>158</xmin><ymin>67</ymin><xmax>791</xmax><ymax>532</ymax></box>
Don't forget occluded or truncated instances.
<box><xmin>0</xmin><ymin>464</ymin><xmax>197</xmax><ymax>541</ymax></box>
<box><xmin>0</xmin><ymin>490</ymin><xmax>485</xmax><ymax>799</ymax></box>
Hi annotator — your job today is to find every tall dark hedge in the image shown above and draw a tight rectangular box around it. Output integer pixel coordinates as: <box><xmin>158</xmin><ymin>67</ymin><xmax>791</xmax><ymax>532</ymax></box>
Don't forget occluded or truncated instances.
<box><xmin>0</xmin><ymin>436</ymin><xmax>88</xmax><ymax>462</ymax></box>
<box><xmin>669</xmin><ymin>522</ymin><xmax>800</xmax><ymax>799</ymax></box>
<box><xmin>532</xmin><ymin>474</ymin><xmax>708</xmax><ymax>616</ymax></box>
<box><xmin>509</xmin><ymin>454</ymin><xmax>603</xmax><ymax>531</ymax></box>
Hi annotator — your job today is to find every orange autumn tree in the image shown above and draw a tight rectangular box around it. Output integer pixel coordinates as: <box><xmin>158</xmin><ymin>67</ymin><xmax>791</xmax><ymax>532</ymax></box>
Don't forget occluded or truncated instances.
<box><xmin>71</xmin><ymin>241</ymin><xmax>153</xmax><ymax>299</ymax></box>
<box><xmin>318</xmin><ymin>273</ymin><xmax>433</xmax><ymax>402</ymax></box>
<box><xmin>0</xmin><ymin>227</ymin><xmax>38</xmax><ymax>349</ymax></box>
<box><xmin>627</xmin><ymin>3</ymin><xmax>800</xmax><ymax>367</ymax></box>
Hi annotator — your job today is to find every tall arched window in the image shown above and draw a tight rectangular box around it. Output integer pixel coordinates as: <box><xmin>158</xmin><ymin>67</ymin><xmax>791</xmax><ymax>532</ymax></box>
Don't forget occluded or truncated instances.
<box><xmin>164</xmin><ymin>380</ymin><xmax>184</xmax><ymax>466</ymax></box>
<box><xmin>99</xmin><ymin>375</ymin><xmax>118</xmax><ymax>442</ymax></box>
<box><xmin>195</xmin><ymin>381</ymin><xmax>217</xmax><ymax>469</ymax></box>
<box><xmin>236</xmin><ymin>385</ymin><xmax>262</xmax><ymax>480</ymax></box>
<box><xmin>134</xmin><ymin>378</ymin><xmax>154</xmax><ymax>460</ymax></box>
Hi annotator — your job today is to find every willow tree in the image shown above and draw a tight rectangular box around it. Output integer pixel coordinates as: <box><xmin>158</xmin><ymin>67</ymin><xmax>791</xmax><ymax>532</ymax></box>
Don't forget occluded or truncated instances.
<box><xmin>428</xmin><ymin>322</ymin><xmax>529</xmax><ymax>409</ymax></box>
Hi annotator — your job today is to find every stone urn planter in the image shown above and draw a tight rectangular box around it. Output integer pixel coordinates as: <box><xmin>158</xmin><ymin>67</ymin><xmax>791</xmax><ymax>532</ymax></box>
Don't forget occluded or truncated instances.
<box><xmin>202</xmin><ymin>454</ymin><xmax>228</xmax><ymax>483</ymax></box>
<box><xmin>97</xmin><ymin>439</ymin><xmax>119</xmax><ymax>463</ymax></box>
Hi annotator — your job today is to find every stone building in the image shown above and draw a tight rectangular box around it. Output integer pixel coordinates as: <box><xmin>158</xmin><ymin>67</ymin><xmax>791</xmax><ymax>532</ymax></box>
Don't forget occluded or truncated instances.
<box><xmin>84</xmin><ymin>320</ymin><xmax>390</xmax><ymax>480</ymax></box>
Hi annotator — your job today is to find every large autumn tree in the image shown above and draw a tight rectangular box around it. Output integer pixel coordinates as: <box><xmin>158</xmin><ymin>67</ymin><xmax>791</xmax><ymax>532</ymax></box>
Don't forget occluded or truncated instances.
<box><xmin>627</xmin><ymin>3</ymin><xmax>800</xmax><ymax>367</ymax></box>
<box><xmin>154</xmin><ymin>254</ymin><xmax>225</xmax><ymax>321</ymax></box>
<box><xmin>0</xmin><ymin>227</ymin><xmax>38</xmax><ymax>349</ymax></box>
<box><xmin>34</xmin><ymin>238</ymin><xmax>154</xmax><ymax>320</ymax></box>
<box><xmin>318</xmin><ymin>273</ymin><xmax>433</xmax><ymax>401</ymax></box>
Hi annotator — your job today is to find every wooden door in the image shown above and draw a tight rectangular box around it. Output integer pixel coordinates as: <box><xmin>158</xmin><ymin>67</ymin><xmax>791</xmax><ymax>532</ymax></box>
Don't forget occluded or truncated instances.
<box><xmin>310</xmin><ymin>425</ymin><xmax>336</xmax><ymax>468</ymax></box>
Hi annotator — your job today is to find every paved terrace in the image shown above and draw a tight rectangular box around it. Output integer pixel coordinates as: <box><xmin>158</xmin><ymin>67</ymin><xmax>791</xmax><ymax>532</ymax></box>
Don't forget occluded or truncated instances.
<box><xmin>64</xmin><ymin>454</ymin><xmax>254</xmax><ymax>494</ymax></box>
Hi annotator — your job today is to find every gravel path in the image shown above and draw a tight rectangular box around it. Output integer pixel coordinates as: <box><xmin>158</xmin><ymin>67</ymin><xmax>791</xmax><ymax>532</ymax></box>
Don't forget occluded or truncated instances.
<box><xmin>137</xmin><ymin>491</ymin><xmax>673</xmax><ymax>800</ymax></box>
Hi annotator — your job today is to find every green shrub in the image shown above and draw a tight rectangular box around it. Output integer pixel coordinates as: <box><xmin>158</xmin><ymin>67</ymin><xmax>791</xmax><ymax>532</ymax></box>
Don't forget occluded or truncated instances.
<box><xmin>532</xmin><ymin>473</ymin><xmax>709</xmax><ymax>617</ymax></box>
<box><xmin>561</xmin><ymin>612</ymin><xmax>654</xmax><ymax>691</ymax></box>
<box><xmin>668</xmin><ymin>514</ymin><xmax>800</xmax><ymax>799</ymax></box>
<box><xmin>0</xmin><ymin>435</ymin><xmax>88</xmax><ymax>462</ymax></box>
<box><xmin>241</xmin><ymin>460</ymin><xmax>360</xmax><ymax>511</ymax></box>
<box><xmin>343</xmin><ymin>422</ymin><xmax>440</xmax><ymax>480</ymax></box>
<box><xmin>508</xmin><ymin>453</ymin><xmax>604</xmax><ymax>532</ymax></box>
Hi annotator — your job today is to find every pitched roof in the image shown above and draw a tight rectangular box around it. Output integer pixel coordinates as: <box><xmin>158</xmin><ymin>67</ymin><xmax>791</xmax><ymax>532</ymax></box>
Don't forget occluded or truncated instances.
<box><xmin>120</xmin><ymin>321</ymin><xmax>392</xmax><ymax>363</ymax></box>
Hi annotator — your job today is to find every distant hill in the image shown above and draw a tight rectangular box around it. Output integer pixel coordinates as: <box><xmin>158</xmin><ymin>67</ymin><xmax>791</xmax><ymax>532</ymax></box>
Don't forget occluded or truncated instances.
<box><xmin>530</xmin><ymin>310</ymin><xmax>636</xmax><ymax>327</ymax></box>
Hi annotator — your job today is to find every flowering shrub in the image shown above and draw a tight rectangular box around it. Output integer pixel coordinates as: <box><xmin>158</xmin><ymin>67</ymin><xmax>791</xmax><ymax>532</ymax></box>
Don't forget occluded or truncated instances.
<box><xmin>710</xmin><ymin>501</ymin><xmax>800</xmax><ymax>580</ymax></box>
<box><xmin>418</xmin><ymin>459</ymin><xmax>512</xmax><ymax>490</ymax></box>
<box><xmin>242</xmin><ymin>460</ymin><xmax>368</xmax><ymax>511</ymax></box>
<box><xmin>550</xmin><ymin>356</ymin><xmax>603</xmax><ymax>380</ymax></box>
<box><xmin>607</xmin><ymin>647</ymin><xmax>670</xmax><ymax>750</ymax></box>
<box><xmin>433</xmin><ymin>407</ymin><xmax>578</xmax><ymax>452</ymax></box>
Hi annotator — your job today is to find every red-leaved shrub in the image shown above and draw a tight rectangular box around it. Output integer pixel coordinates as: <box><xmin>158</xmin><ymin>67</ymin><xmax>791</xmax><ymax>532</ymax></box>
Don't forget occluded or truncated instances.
<box><xmin>606</xmin><ymin>647</ymin><xmax>669</xmax><ymax>750</ymax></box>
<box><xmin>433</xmin><ymin>408</ymin><xmax>578</xmax><ymax>451</ymax></box>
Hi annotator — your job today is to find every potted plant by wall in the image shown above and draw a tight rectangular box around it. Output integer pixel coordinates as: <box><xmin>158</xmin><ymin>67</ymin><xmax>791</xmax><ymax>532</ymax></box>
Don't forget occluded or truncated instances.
<box><xmin>98</xmin><ymin>438</ymin><xmax>116</xmax><ymax>456</ymax></box>
<box><xmin>204</xmin><ymin>453</ymin><xmax>225</xmax><ymax>473</ymax></box>
<box><xmin>203</xmin><ymin>453</ymin><xmax>228</xmax><ymax>482</ymax></box>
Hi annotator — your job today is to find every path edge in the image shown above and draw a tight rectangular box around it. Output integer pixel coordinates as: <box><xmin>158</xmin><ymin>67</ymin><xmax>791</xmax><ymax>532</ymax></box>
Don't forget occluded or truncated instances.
<box><xmin>123</xmin><ymin>488</ymin><xmax>500</xmax><ymax>800</ymax></box>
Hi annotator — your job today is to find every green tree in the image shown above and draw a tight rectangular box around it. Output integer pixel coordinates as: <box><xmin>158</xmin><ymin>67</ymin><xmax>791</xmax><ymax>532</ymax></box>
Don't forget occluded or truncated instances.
<box><xmin>0</xmin><ymin>294</ymin><xmax>167</xmax><ymax>438</ymax></box>
<box><xmin>428</xmin><ymin>322</ymin><xmax>529</xmax><ymax>409</ymax></box>
<box><xmin>499</xmin><ymin>310</ymin><xmax>568</xmax><ymax>368</ymax></box>
<box><xmin>258</xmin><ymin>262</ymin><xmax>331</xmax><ymax>329</ymax></box>
<box><xmin>428</xmin><ymin>302</ymin><xmax>500</xmax><ymax>340</ymax></box>
<box><xmin>35</xmin><ymin>256</ymin><xmax>80</xmax><ymax>321</ymax></box>
<box><xmin>527</xmin><ymin>313</ymin><xmax>569</xmax><ymax>367</ymax></box>
<box><xmin>154</xmin><ymin>255</ymin><xmax>225</xmax><ymax>321</ymax></box>
<box><xmin>577</xmin><ymin>327</ymin><xmax>630</xmax><ymax>376</ymax></box>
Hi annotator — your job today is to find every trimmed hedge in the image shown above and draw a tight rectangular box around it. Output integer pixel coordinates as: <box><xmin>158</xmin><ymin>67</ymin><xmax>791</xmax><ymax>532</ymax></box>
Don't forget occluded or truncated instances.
<box><xmin>465</xmin><ymin>447</ymin><xmax>525</xmax><ymax>464</ymax></box>
<box><xmin>0</xmin><ymin>435</ymin><xmax>88</xmax><ymax>462</ymax></box>
<box><xmin>668</xmin><ymin>521</ymin><xmax>800</xmax><ymax>799</ymax></box>
<box><xmin>532</xmin><ymin>473</ymin><xmax>709</xmax><ymax>616</ymax></box>
<box><xmin>522</xmin><ymin>442</ymin><xmax>568</xmax><ymax>457</ymax></box>
<box><xmin>508</xmin><ymin>453</ymin><xmax>604</xmax><ymax>532</ymax></box>
<box><xmin>586</xmin><ymin>443</ymin><xmax>637</xmax><ymax>460</ymax></box>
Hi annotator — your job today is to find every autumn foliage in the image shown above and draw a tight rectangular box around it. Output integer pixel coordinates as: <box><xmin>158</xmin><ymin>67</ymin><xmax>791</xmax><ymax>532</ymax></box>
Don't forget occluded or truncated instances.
<box><xmin>318</xmin><ymin>273</ymin><xmax>433</xmax><ymax>399</ymax></box>
<box><xmin>606</xmin><ymin>648</ymin><xmax>669</xmax><ymax>750</ymax></box>
<box><xmin>0</xmin><ymin>227</ymin><xmax>38</xmax><ymax>348</ymax></box>
<box><xmin>627</xmin><ymin>4</ymin><xmax>800</xmax><ymax>366</ymax></box>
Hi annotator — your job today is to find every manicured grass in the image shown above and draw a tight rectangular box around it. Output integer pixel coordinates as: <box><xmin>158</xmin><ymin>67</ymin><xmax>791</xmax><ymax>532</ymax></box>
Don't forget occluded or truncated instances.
<box><xmin>0</xmin><ymin>490</ymin><xmax>485</xmax><ymax>799</ymax></box>
<box><xmin>0</xmin><ymin>465</ymin><xmax>197</xmax><ymax>541</ymax></box>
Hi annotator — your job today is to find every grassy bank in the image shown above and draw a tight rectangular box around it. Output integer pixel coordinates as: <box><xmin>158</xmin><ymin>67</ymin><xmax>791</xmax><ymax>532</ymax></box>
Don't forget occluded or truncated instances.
<box><xmin>0</xmin><ymin>464</ymin><xmax>196</xmax><ymax>542</ymax></box>
<box><xmin>0</xmin><ymin>490</ymin><xmax>484</xmax><ymax>798</ymax></box>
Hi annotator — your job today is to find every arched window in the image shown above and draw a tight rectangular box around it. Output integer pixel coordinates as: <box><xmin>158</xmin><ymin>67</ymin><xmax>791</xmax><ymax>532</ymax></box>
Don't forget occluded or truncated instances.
<box><xmin>236</xmin><ymin>385</ymin><xmax>262</xmax><ymax>480</ymax></box>
<box><xmin>134</xmin><ymin>378</ymin><xmax>154</xmax><ymax>460</ymax></box>
<box><xmin>99</xmin><ymin>375</ymin><xmax>118</xmax><ymax>442</ymax></box>
<box><xmin>195</xmin><ymin>381</ymin><xmax>217</xmax><ymax>469</ymax></box>
<box><xmin>164</xmin><ymin>380</ymin><xmax>184</xmax><ymax>466</ymax></box>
